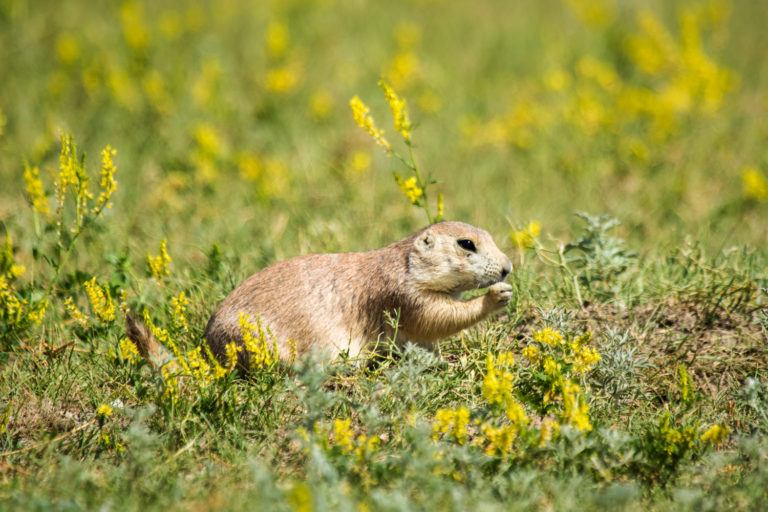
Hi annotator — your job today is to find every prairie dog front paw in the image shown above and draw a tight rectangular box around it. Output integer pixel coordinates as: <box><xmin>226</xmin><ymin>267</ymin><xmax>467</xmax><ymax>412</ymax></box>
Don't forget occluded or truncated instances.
<box><xmin>486</xmin><ymin>282</ymin><xmax>513</xmax><ymax>309</ymax></box>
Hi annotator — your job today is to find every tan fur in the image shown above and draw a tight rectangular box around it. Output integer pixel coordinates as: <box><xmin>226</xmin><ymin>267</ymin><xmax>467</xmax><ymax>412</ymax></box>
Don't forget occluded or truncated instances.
<box><xmin>125</xmin><ymin>222</ymin><xmax>513</xmax><ymax>368</ymax></box>
<box><xmin>202</xmin><ymin>221</ymin><xmax>513</xmax><ymax>367</ymax></box>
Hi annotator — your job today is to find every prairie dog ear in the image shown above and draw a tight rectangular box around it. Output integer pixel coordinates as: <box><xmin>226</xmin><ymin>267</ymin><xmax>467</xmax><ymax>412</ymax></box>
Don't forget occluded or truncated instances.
<box><xmin>415</xmin><ymin>231</ymin><xmax>435</xmax><ymax>251</ymax></box>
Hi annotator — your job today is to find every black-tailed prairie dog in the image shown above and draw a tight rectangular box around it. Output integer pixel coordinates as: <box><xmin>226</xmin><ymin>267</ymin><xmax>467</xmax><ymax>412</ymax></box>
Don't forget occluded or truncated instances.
<box><xmin>128</xmin><ymin>221</ymin><xmax>513</xmax><ymax>367</ymax></box>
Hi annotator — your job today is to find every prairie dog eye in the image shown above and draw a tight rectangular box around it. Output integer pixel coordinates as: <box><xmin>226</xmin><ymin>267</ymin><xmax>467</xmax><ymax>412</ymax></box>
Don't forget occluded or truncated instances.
<box><xmin>457</xmin><ymin>239</ymin><xmax>477</xmax><ymax>252</ymax></box>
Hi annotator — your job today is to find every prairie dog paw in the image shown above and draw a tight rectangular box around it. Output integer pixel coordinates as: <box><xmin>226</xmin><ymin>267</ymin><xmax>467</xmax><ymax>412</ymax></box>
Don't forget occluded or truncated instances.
<box><xmin>487</xmin><ymin>282</ymin><xmax>513</xmax><ymax>308</ymax></box>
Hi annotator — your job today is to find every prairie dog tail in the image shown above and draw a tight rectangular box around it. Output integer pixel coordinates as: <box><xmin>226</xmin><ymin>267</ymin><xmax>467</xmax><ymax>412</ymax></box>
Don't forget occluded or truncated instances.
<box><xmin>125</xmin><ymin>313</ymin><xmax>170</xmax><ymax>366</ymax></box>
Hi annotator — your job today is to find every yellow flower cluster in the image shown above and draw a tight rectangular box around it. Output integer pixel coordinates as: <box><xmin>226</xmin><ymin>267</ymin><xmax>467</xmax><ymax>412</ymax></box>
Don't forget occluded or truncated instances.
<box><xmin>561</xmin><ymin>381</ymin><xmax>592</xmax><ymax>431</ymax></box>
<box><xmin>0</xmin><ymin>234</ymin><xmax>48</xmax><ymax>330</ymax></box>
<box><xmin>238</xmin><ymin>312</ymin><xmax>279</xmax><ymax>370</ymax></box>
<box><xmin>331</xmin><ymin>418</ymin><xmax>380</xmax><ymax>461</ymax></box>
<box><xmin>701</xmin><ymin>424</ymin><xmax>731</xmax><ymax>445</ymax></box>
<box><xmin>521</xmin><ymin>345</ymin><xmax>540</xmax><ymax>363</ymax></box>
<box><xmin>56</xmin><ymin>134</ymin><xmax>96</xmax><ymax>227</ymax></box>
<box><xmin>677</xmin><ymin>364</ymin><xmax>694</xmax><ymax>403</ymax></box>
<box><xmin>120</xmin><ymin>0</ymin><xmax>149</xmax><ymax>51</ymax></box>
<box><xmin>23</xmin><ymin>164</ymin><xmax>49</xmax><ymax>214</ymax></box>
<box><xmin>742</xmin><ymin>166</ymin><xmax>768</xmax><ymax>202</ymax></box>
<box><xmin>264</xmin><ymin>20</ymin><xmax>301</xmax><ymax>94</ymax></box>
<box><xmin>120</xmin><ymin>338</ymin><xmax>140</xmax><ymax>363</ymax></box>
<box><xmin>476</xmin><ymin>353</ymin><xmax>531</xmax><ymax>454</ymax></box>
<box><xmin>187</xmin><ymin>346</ymin><xmax>227</xmax><ymax>384</ymax></box>
<box><xmin>64</xmin><ymin>297</ymin><xmax>89</xmax><ymax>328</ymax></box>
<box><xmin>221</xmin><ymin>341</ymin><xmax>240</xmax><ymax>371</ymax></box>
<box><xmin>465</xmin><ymin>6</ymin><xmax>736</xmax><ymax>153</ymax></box>
<box><xmin>147</xmin><ymin>238</ymin><xmax>172</xmax><ymax>280</ymax></box>
<box><xmin>433</xmin><ymin>407</ymin><xmax>470</xmax><ymax>445</ymax></box>
<box><xmin>481</xmin><ymin>352</ymin><xmax>515</xmax><ymax>405</ymax></box>
<box><xmin>140</xmin><ymin>310</ymin><xmax>230</xmax><ymax>402</ymax></box>
<box><xmin>569</xmin><ymin>332</ymin><xmax>601</xmax><ymax>374</ymax></box>
<box><xmin>266</xmin><ymin>20</ymin><xmax>289</xmax><ymax>59</ymax></box>
<box><xmin>84</xmin><ymin>277</ymin><xmax>116</xmax><ymax>323</ymax></box>
<box><xmin>658</xmin><ymin>413</ymin><xmax>697</xmax><ymax>455</ymax></box>
<box><xmin>524</xmin><ymin>329</ymin><xmax>599</xmax><ymax>430</ymax></box>
<box><xmin>93</xmin><ymin>145</ymin><xmax>118</xmax><ymax>214</ymax></box>
<box><xmin>349</xmin><ymin>96</ymin><xmax>391</xmax><ymax>152</ymax></box>
<box><xmin>511</xmin><ymin>221</ymin><xmax>540</xmax><ymax>250</ymax></box>
<box><xmin>379</xmin><ymin>80</ymin><xmax>411</xmax><ymax>141</ymax></box>
<box><xmin>394</xmin><ymin>174</ymin><xmax>423</xmax><ymax>205</ymax></box>
<box><xmin>96</xmin><ymin>403</ymin><xmax>113</xmax><ymax>419</ymax></box>
<box><xmin>533</xmin><ymin>327</ymin><xmax>563</xmax><ymax>346</ymax></box>
<box><xmin>0</xmin><ymin>277</ymin><xmax>48</xmax><ymax>329</ymax></box>
<box><xmin>171</xmin><ymin>291</ymin><xmax>189</xmax><ymax>332</ymax></box>
<box><xmin>266</xmin><ymin>67</ymin><xmax>299</xmax><ymax>94</ymax></box>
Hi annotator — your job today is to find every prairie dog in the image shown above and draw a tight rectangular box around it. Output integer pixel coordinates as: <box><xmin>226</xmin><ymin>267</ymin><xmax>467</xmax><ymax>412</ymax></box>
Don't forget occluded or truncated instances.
<box><xmin>128</xmin><ymin>222</ymin><xmax>513</xmax><ymax>367</ymax></box>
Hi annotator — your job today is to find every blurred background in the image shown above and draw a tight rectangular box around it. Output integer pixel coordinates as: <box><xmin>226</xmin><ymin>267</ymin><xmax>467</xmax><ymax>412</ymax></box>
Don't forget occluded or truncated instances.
<box><xmin>1</xmin><ymin>0</ymin><xmax>766</xmax><ymax>268</ymax></box>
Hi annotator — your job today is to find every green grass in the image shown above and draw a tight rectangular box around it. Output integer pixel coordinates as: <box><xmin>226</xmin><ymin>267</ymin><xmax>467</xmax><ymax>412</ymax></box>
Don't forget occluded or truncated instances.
<box><xmin>2</xmin><ymin>0</ymin><xmax>768</xmax><ymax>510</ymax></box>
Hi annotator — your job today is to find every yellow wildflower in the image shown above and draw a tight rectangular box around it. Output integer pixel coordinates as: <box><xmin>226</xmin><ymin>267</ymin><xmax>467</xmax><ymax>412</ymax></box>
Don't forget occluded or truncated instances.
<box><xmin>56</xmin><ymin>134</ymin><xmax>88</xmax><ymax>213</ymax></box>
<box><xmin>97</xmin><ymin>403</ymin><xmax>113</xmax><ymax>419</ymax></box>
<box><xmin>84</xmin><ymin>277</ymin><xmax>116</xmax><ymax>323</ymax></box>
<box><xmin>266</xmin><ymin>67</ymin><xmax>299</xmax><ymax>94</ymax></box>
<box><xmin>349</xmin><ymin>96</ymin><xmax>391</xmax><ymax>152</ymax></box>
<box><xmin>171</xmin><ymin>291</ymin><xmax>189</xmax><ymax>332</ymax></box>
<box><xmin>8</xmin><ymin>264</ymin><xmax>24</xmax><ymax>279</ymax></box>
<box><xmin>482</xmin><ymin>354</ymin><xmax>502</xmax><ymax>404</ymax></box>
<box><xmin>354</xmin><ymin>434</ymin><xmax>379</xmax><ymax>462</ymax></box>
<box><xmin>93</xmin><ymin>145</ymin><xmax>117</xmax><ymax>214</ymax></box>
<box><xmin>564</xmin><ymin>0</ymin><xmax>615</xmax><ymax>29</ymax></box>
<box><xmin>533</xmin><ymin>327</ymin><xmax>563</xmax><ymax>346</ymax></box>
<box><xmin>120</xmin><ymin>338</ymin><xmax>140</xmax><ymax>363</ymax></box>
<box><xmin>23</xmin><ymin>163</ymin><xmax>49</xmax><ymax>214</ymax></box>
<box><xmin>538</xmin><ymin>418</ymin><xmax>558</xmax><ymax>447</ymax></box>
<box><xmin>238</xmin><ymin>312</ymin><xmax>279</xmax><ymax>369</ymax></box>
<box><xmin>120</xmin><ymin>0</ymin><xmax>149</xmax><ymax>51</ymax></box>
<box><xmin>561</xmin><ymin>381</ymin><xmax>591</xmax><ymax>431</ymax></box>
<box><xmin>394</xmin><ymin>174</ymin><xmax>423</xmax><ymax>205</ymax></box>
<box><xmin>187</xmin><ymin>346</ymin><xmax>212</xmax><ymax>385</ymax></box>
<box><xmin>118</xmin><ymin>289</ymin><xmax>128</xmax><ymax>315</ymax></box>
<box><xmin>480</xmin><ymin>423</ymin><xmax>516</xmax><ymax>456</ymax></box>
<box><xmin>238</xmin><ymin>153</ymin><xmax>263</xmax><ymax>183</ymax></box>
<box><xmin>265</xmin><ymin>20</ymin><xmax>289</xmax><ymax>59</ymax></box>
<box><xmin>511</xmin><ymin>221</ymin><xmax>540</xmax><ymax>249</ymax></box>
<box><xmin>543</xmin><ymin>357</ymin><xmax>561</xmax><ymax>377</ymax></box>
<box><xmin>742</xmin><ymin>166</ymin><xmax>768</xmax><ymax>201</ymax></box>
<box><xmin>224</xmin><ymin>341</ymin><xmax>242</xmax><ymax>370</ymax></box>
<box><xmin>333</xmin><ymin>418</ymin><xmax>355</xmax><ymax>452</ymax></box>
<box><xmin>64</xmin><ymin>297</ymin><xmax>89</xmax><ymax>329</ymax></box>
<box><xmin>701</xmin><ymin>424</ymin><xmax>731</xmax><ymax>445</ymax></box>
<box><xmin>678</xmin><ymin>365</ymin><xmax>693</xmax><ymax>403</ymax></box>
<box><xmin>433</xmin><ymin>407</ymin><xmax>469</xmax><ymax>445</ymax></box>
<box><xmin>503</xmin><ymin>396</ymin><xmax>529</xmax><ymax>428</ymax></box>
<box><xmin>147</xmin><ymin>238</ymin><xmax>172</xmax><ymax>279</ymax></box>
<box><xmin>385</xmin><ymin>52</ymin><xmax>419</xmax><ymax>90</ymax></box>
<box><xmin>573</xmin><ymin>346</ymin><xmax>601</xmax><ymax>373</ymax></box>
<box><xmin>379</xmin><ymin>80</ymin><xmax>411</xmax><ymax>141</ymax></box>
<box><xmin>349</xmin><ymin>151</ymin><xmax>371</xmax><ymax>174</ymax></box>
<box><xmin>194</xmin><ymin>123</ymin><xmax>222</xmax><ymax>158</ymax></box>
<box><xmin>435</xmin><ymin>193</ymin><xmax>444</xmax><ymax>222</ymax></box>
<box><xmin>522</xmin><ymin>345</ymin><xmax>540</xmax><ymax>363</ymax></box>
<box><xmin>27</xmin><ymin>298</ymin><xmax>48</xmax><ymax>325</ymax></box>
<box><xmin>56</xmin><ymin>33</ymin><xmax>80</xmax><ymax>64</ymax></box>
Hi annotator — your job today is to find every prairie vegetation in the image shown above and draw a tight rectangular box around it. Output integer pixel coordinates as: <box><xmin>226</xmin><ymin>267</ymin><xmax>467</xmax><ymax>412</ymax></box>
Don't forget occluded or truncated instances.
<box><xmin>1</xmin><ymin>0</ymin><xmax>767</xmax><ymax>510</ymax></box>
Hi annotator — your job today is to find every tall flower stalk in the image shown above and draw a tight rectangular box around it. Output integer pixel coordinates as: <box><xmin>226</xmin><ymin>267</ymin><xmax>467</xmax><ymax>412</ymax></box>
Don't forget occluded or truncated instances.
<box><xmin>350</xmin><ymin>81</ymin><xmax>443</xmax><ymax>224</ymax></box>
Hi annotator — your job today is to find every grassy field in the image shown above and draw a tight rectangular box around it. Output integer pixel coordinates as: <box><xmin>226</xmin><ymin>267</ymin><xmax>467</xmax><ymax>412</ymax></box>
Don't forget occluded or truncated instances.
<box><xmin>1</xmin><ymin>0</ymin><xmax>768</xmax><ymax>510</ymax></box>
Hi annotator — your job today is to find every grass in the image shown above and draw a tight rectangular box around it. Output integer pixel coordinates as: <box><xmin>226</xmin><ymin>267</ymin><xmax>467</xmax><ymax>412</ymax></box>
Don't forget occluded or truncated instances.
<box><xmin>1</xmin><ymin>0</ymin><xmax>768</xmax><ymax>510</ymax></box>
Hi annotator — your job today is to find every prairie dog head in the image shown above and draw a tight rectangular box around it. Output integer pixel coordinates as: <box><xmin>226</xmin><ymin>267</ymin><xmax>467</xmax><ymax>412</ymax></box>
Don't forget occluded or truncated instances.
<box><xmin>407</xmin><ymin>221</ymin><xmax>513</xmax><ymax>294</ymax></box>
